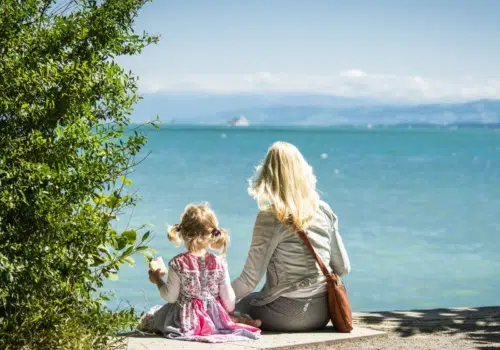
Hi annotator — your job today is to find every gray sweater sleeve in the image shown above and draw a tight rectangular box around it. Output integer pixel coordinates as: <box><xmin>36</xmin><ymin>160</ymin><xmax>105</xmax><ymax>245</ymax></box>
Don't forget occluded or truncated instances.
<box><xmin>159</xmin><ymin>266</ymin><xmax>181</xmax><ymax>303</ymax></box>
<box><xmin>231</xmin><ymin>211</ymin><xmax>280</xmax><ymax>300</ymax></box>
<box><xmin>329</xmin><ymin>212</ymin><xmax>351</xmax><ymax>276</ymax></box>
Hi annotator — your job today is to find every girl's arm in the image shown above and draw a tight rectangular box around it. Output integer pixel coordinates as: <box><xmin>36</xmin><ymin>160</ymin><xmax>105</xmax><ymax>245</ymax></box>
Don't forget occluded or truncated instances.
<box><xmin>151</xmin><ymin>266</ymin><xmax>181</xmax><ymax>303</ymax></box>
<box><xmin>219</xmin><ymin>262</ymin><xmax>236</xmax><ymax>312</ymax></box>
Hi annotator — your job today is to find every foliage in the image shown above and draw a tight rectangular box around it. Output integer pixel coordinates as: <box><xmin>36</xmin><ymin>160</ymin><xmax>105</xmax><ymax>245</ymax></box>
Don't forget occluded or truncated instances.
<box><xmin>0</xmin><ymin>0</ymin><xmax>159</xmax><ymax>348</ymax></box>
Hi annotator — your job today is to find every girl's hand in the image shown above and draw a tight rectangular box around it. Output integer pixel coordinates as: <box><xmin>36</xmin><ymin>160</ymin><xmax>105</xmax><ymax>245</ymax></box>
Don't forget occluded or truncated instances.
<box><xmin>148</xmin><ymin>268</ymin><xmax>163</xmax><ymax>285</ymax></box>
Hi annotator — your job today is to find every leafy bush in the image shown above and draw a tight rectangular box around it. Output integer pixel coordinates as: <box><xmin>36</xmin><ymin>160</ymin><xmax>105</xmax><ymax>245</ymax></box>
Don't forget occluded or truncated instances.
<box><xmin>0</xmin><ymin>1</ymin><xmax>159</xmax><ymax>348</ymax></box>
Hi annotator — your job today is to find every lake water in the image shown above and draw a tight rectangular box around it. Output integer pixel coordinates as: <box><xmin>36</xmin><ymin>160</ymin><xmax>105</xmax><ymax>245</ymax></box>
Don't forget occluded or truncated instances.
<box><xmin>106</xmin><ymin>125</ymin><xmax>500</xmax><ymax>313</ymax></box>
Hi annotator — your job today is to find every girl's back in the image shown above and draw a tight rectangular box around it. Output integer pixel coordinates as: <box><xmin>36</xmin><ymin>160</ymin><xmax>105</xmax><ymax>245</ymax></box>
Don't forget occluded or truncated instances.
<box><xmin>170</xmin><ymin>252</ymin><xmax>226</xmax><ymax>300</ymax></box>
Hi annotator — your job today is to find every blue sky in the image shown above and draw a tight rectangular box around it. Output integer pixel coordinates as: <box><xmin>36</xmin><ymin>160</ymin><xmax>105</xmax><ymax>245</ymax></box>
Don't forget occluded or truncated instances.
<box><xmin>119</xmin><ymin>0</ymin><xmax>500</xmax><ymax>101</ymax></box>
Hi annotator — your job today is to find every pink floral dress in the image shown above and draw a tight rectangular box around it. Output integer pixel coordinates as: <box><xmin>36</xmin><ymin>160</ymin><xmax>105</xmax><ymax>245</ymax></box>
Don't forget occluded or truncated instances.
<box><xmin>140</xmin><ymin>252</ymin><xmax>260</xmax><ymax>343</ymax></box>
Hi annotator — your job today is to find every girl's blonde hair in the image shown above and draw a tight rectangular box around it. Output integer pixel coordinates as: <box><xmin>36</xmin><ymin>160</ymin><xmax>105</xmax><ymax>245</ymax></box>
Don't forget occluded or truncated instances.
<box><xmin>248</xmin><ymin>141</ymin><xmax>320</xmax><ymax>231</ymax></box>
<box><xmin>167</xmin><ymin>202</ymin><xmax>229</xmax><ymax>255</ymax></box>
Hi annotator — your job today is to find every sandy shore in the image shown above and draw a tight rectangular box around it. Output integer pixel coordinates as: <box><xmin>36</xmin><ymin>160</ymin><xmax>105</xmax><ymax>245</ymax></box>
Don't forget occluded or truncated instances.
<box><xmin>331</xmin><ymin>306</ymin><xmax>500</xmax><ymax>350</ymax></box>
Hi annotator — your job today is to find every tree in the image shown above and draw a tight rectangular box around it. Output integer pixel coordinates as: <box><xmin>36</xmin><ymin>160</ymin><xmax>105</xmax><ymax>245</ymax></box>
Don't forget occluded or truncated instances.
<box><xmin>0</xmin><ymin>1</ymin><xmax>159</xmax><ymax>348</ymax></box>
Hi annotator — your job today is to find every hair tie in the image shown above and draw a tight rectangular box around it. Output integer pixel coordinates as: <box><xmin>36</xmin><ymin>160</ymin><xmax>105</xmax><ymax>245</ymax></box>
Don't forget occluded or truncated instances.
<box><xmin>212</xmin><ymin>228</ymin><xmax>221</xmax><ymax>237</ymax></box>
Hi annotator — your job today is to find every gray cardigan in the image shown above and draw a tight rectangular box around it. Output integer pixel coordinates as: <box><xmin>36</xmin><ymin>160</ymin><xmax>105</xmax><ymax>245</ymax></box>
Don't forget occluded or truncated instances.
<box><xmin>231</xmin><ymin>201</ymin><xmax>351</xmax><ymax>306</ymax></box>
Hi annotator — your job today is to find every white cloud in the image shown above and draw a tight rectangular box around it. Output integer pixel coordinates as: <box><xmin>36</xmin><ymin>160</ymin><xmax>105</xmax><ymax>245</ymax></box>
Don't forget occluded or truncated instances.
<box><xmin>137</xmin><ymin>69</ymin><xmax>500</xmax><ymax>102</ymax></box>
<box><xmin>340</xmin><ymin>69</ymin><xmax>367</xmax><ymax>78</ymax></box>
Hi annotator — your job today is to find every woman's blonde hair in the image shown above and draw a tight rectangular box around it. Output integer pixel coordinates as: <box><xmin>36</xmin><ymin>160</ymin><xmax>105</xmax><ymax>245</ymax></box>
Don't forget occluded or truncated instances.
<box><xmin>167</xmin><ymin>203</ymin><xmax>229</xmax><ymax>255</ymax></box>
<box><xmin>248</xmin><ymin>141</ymin><xmax>320</xmax><ymax>230</ymax></box>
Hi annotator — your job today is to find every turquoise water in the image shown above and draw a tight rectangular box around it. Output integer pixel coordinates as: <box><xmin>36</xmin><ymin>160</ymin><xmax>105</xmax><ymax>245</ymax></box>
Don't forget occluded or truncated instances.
<box><xmin>107</xmin><ymin>126</ymin><xmax>500</xmax><ymax>312</ymax></box>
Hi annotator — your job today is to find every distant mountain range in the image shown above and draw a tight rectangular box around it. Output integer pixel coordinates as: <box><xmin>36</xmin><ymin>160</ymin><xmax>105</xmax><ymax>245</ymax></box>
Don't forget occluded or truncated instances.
<box><xmin>132</xmin><ymin>93</ymin><xmax>500</xmax><ymax>125</ymax></box>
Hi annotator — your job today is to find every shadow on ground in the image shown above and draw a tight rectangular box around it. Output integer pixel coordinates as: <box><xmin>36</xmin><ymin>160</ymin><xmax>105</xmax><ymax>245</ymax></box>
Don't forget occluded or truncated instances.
<box><xmin>354</xmin><ymin>306</ymin><xmax>500</xmax><ymax>349</ymax></box>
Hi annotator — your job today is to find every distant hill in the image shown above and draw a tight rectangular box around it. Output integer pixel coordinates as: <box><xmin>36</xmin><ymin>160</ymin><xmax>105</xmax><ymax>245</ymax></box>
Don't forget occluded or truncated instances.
<box><xmin>132</xmin><ymin>93</ymin><xmax>500</xmax><ymax>125</ymax></box>
<box><xmin>215</xmin><ymin>99</ymin><xmax>500</xmax><ymax>125</ymax></box>
<box><xmin>131</xmin><ymin>93</ymin><xmax>378</xmax><ymax>122</ymax></box>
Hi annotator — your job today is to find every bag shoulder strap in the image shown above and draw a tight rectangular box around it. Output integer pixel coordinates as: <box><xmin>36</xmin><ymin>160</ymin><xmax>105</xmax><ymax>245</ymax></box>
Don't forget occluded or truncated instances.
<box><xmin>297</xmin><ymin>230</ymin><xmax>339</xmax><ymax>284</ymax></box>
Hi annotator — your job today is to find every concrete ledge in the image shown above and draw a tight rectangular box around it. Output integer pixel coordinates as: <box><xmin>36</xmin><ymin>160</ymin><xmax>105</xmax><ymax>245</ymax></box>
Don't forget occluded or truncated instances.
<box><xmin>127</xmin><ymin>326</ymin><xmax>386</xmax><ymax>350</ymax></box>
<box><xmin>127</xmin><ymin>307</ymin><xmax>500</xmax><ymax>349</ymax></box>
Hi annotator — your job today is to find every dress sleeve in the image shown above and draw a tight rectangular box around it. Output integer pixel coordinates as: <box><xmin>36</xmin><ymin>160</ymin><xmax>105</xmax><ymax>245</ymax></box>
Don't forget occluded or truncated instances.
<box><xmin>231</xmin><ymin>211</ymin><xmax>281</xmax><ymax>300</ymax></box>
<box><xmin>159</xmin><ymin>265</ymin><xmax>181</xmax><ymax>303</ymax></box>
<box><xmin>218</xmin><ymin>258</ymin><xmax>236</xmax><ymax>312</ymax></box>
<box><xmin>329</xmin><ymin>212</ymin><xmax>351</xmax><ymax>276</ymax></box>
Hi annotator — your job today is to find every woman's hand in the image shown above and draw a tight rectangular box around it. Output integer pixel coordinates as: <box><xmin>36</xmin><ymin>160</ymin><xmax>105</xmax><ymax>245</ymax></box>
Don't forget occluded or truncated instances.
<box><xmin>148</xmin><ymin>268</ymin><xmax>164</xmax><ymax>286</ymax></box>
<box><xmin>230</xmin><ymin>312</ymin><xmax>262</xmax><ymax>328</ymax></box>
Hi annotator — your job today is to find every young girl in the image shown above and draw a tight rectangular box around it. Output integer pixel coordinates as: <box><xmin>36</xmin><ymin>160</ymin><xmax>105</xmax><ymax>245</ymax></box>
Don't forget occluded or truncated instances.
<box><xmin>140</xmin><ymin>203</ymin><xmax>261</xmax><ymax>343</ymax></box>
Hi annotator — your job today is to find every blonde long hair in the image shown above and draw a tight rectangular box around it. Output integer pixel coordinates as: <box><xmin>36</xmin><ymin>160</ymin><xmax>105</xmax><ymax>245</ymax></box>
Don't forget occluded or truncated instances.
<box><xmin>167</xmin><ymin>203</ymin><xmax>229</xmax><ymax>255</ymax></box>
<box><xmin>248</xmin><ymin>141</ymin><xmax>320</xmax><ymax>230</ymax></box>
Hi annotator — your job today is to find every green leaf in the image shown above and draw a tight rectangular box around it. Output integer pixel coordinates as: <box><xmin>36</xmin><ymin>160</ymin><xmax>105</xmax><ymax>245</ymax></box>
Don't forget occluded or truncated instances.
<box><xmin>120</xmin><ymin>175</ymin><xmax>132</xmax><ymax>186</ymax></box>
<box><xmin>93</xmin><ymin>195</ymin><xmax>106</xmax><ymax>204</ymax></box>
<box><xmin>116</xmin><ymin>236</ymin><xmax>128</xmax><ymax>250</ymax></box>
<box><xmin>91</xmin><ymin>256</ymin><xmax>106</xmax><ymax>266</ymax></box>
<box><xmin>143</xmin><ymin>250</ymin><xmax>154</xmax><ymax>262</ymax></box>
<box><xmin>110</xmin><ymin>238</ymin><xmax>119</xmax><ymax>250</ymax></box>
<box><xmin>141</xmin><ymin>230</ymin><xmax>151</xmax><ymax>242</ymax></box>
<box><xmin>108</xmin><ymin>229</ymin><xmax>118</xmax><ymax>239</ymax></box>
<box><xmin>122</xmin><ymin>246</ymin><xmax>135</xmax><ymax>257</ymax></box>
<box><xmin>97</xmin><ymin>245</ymin><xmax>108</xmax><ymax>254</ymax></box>
<box><xmin>122</xmin><ymin>256</ymin><xmax>135</xmax><ymax>265</ymax></box>
<box><xmin>122</xmin><ymin>229</ymin><xmax>137</xmax><ymax>244</ymax></box>
<box><xmin>106</xmin><ymin>194</ymin><xmax>120</xmax><ymax>208</ymax></box>
<box><xmin>107</xmin><ymin>272</ymin><xmax>118</xmax><ymax>281</ymax></box>
<box><xmin>99</xmin><ymin>295</ymin><xmax>111</xmax><ymax>302</ymax></box>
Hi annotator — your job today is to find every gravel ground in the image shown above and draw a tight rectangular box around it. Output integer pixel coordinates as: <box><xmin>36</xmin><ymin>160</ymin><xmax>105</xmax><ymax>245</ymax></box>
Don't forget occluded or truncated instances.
<box><xmin>332</xmin><ymin>307</ymin><xmax>500</xmax><ymax>350</ymax></box>
<box><xmin>289</xmin><ymin>326</ymin><xmax>500</xmax><ymax>350</ymax></box>
<box><xmin>332</xmin><ymin>329</ymin><xmax>498</xmax><ymax>350</ymax></box>
<box><xmin>289</xmin><ymin>306</ymin><xmax>500</xmax><ymax>350</ymax></box>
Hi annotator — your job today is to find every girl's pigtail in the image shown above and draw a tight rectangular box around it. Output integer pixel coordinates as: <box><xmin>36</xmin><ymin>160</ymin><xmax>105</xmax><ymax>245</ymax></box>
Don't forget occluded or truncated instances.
<box><xmin>211</xmin><ymin>228</ymin><xmax>230</xmax><ymax>255</ymax></box>
<box><xmin>167</xmin><ymin>224</ymin><xmax>182</xmax><ymax>247</ymax></box>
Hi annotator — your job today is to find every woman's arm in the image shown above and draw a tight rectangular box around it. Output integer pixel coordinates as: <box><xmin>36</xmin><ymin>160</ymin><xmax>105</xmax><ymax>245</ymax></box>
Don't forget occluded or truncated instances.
<box><xmin>231</xmin><ymin>211</ymin><xmax>280</xmax><ymax>300</ymax></box>
<box><xmin>329</xmin><ymin>213</ymin><xmax>351</xmax><ymax>276</ymax></box>
<box><xmin>150</xmin><ymin>266</ymin><xmax>181</xmax><ymax>303</ymax></box>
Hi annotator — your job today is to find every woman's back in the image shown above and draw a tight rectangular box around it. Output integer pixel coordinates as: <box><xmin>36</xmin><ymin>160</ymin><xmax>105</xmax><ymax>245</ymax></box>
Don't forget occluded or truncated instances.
<box><xmin>232</xmin><ymin>200</ymin><xmax>350</xmax><ymax>306</ymax></box>
<box><xmin>280</xmin><ymin>201</ymin><xmax>346</xmax><ymax>273</ymax></box>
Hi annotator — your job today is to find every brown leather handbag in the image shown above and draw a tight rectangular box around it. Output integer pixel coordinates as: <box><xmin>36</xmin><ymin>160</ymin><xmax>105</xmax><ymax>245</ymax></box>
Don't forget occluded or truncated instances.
<box><xmin>297</xmin><ymin>230</ymin><xmax>353</xmax><ymax>333</ymax></box>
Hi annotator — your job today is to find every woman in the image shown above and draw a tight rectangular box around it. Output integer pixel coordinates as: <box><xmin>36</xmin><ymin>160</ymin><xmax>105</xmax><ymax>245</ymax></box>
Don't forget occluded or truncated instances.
<box><xmin>232</xmin><ymin>141</ymin><xmax>351</xmax><ymax>332</ymax></box>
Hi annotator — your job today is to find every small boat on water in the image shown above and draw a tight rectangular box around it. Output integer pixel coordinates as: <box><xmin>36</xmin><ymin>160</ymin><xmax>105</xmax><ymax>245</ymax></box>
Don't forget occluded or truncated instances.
<box><xmin>229</xmin><ymin>115</ymin><xmax>249</xmax><ymax>127</ymax></box>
